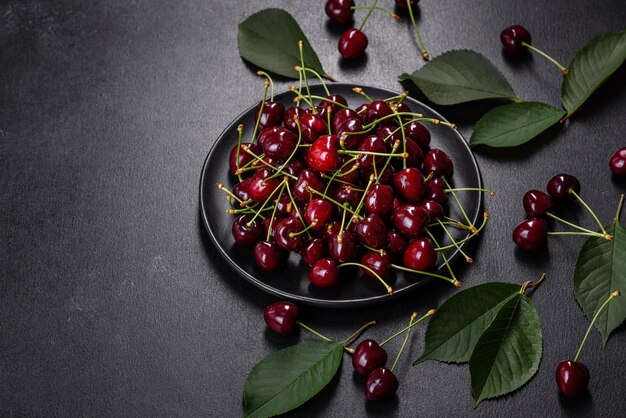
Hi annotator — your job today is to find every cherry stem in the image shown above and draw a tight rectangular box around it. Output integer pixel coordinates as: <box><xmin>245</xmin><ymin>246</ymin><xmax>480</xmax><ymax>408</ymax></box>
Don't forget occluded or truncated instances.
<box><xmin>391</xmin><ymin>312</ymin><xmax>417</xmax><ymax>372</ymax></box>
<box><xmin>615</xmin><ymin>194</ymin><xmax>625</xmax><ymax>222</ymax></box>
<box><xmin>268</xmin><ymin>118</ymin><xmax>304</xmax><ymax>181</ymax></box>
<box><xmin>424</xmin><ymin>229</ymin><xmax>458</xmax><ymax>282</ymax></box>
<box><xmin>383</xmin><ymin>91</ymin><xmax>409</xmax><ymax>104</ymax></box>
<box><xmin>296</xmin><ymin>321</ymin><xmax>354</xmax><ymax>354</ymax></box>
<box><xmin>573</xmin><ymin>290</ymin><xmax>621</xmax><ymax>362</ymax></box>
<box><xmin>301</xmin><ymin>68</ymin><xmax>330</xmax><ymax>96</ymax></box>
<box><xmin>434</xmin><ymin>220</ymin><xmax>473</xmax><ymax>263</ymax></box>
<box><xmin>351</xmin><ymin>5</ymin><xmax>399</xmax><ymax>21</ymax></box>
<box><xmin>545</xmin><ymin>211</ymin><xmax>605</xmax><ymax>238</ymax></box>
<box><xmin>217</xmin><ymin>182</ymin><xmax>244</xmax><ymax>206</ymax></box>
<box><xmin>256</xmin><ymin>71</ymin><xmax>275</xmax><ymax>100</ymax></box>
<box><xmin>350</xmin><ymin>175</ymin><xmax>375</xmax><ymax>223</ymax></box>
<box><xmin>338</xmin><ymin>204</ymin><xmax>349</xmax><ymax>241</ymax></box>
<box><xmin>289</xmin><ymin>221</ymin><xmax>318</xmax><ymax>238</ymax></box>
<box><xmin>442</xmin><ymin>177</ymin><xmax>475</xmax><ymax>232</ymax></box>
<box><xmin>434</xmin><ymin>212</ymin><xmax>489</xmax><ymax>251</ymax></box>
<box><xmin>235</xmin><ymin>124</ymin><xmax>244</xmax><ymax>182</ymax></box>
<box><xmin>266</xmin><ymin>183</ymin><xmax>286</xmax><ymax>241</ymax></box>
<box><xmin>376</xmin><ymin>140</ymin><xmax>401</xmax><ymax>184</ymax></box>
<box><xmin>358</xmin><ymin>0</ymin><xmax>379</xmax><ymax>32</ymax></box>
<box><xmin>353</xmin><ymin>87</ymin><xmax>374</xmax><ymax>103</ymax></box>
<box><xmin>445</xmin><ymin>187</ymin><xmax>495</xmax><ymax>196</ymax></box>
<box><xmin>285</xmin><ymin>181</ymin><xmax>312</xmax><ymax>239</ymax></box>
<box><xmin>290</xmin><ymin>86</ymin><xmax>316</xmax><ymax>109</ymax></box>
<box><xmin>241</xmin><ymin>147</ymin><xmax>298</xmax><ymax>181</ymax></box>
<box><xmin>520</xmin><ymin>42</ymin><xmax>568</xmax><ymax>74</ymax></box>
<box><xmin>307</xmin><ymin>187</ymin><xmax>362</xmax><ymax>219</ymax></box>
<box><xmin>304</xmin><ymin>94</ymin><xmax>350</xmax><ymax>110</ymax></box>
<box><xmin>405</xmin><ymin>0</ymin><xmax>429</xmax><ymax>60</ymax></box>
<box><xmin>338</xmin><ymin>262</ymin><xmax>393</xmax><ymax>295</ymax></box>
<box><xmin>297</xmin><ymin>41</ymin><xmax>314</xmax><ymax>107</ymax></box>
<box><xmin>390</xmin><ymin>263</ymin><xmax>460</xmax><ymax>287</ymax></box>
<box><xmin>341</xmin><ymin>320</ymin><xmax>377</xmax><ymax>346</ymax></box>
<box><xmin>519</xmin><ymin>272</ymin><xmax>546</xmax><ymax>295</ymax></box>
<box><xmin>569</xmin><ymin>189</ymin><xmax>611</xmax><ymax>240</ymax></box>
<box><xmin>380</xmin><ymin>310</ymin><xmax>435</xmax><ymax>347</ymax></box>
<box><xmin>246</xmin><ymin>179</ymin><xmax>288</xmax><ymax>226</ymax></box>
<box><xmin>251</xmin><ymin>79</ymin><xmax>269</xmax><ymax>142</ymax></box>
<box><xmin>339</xmin><ymin>150</ymin><xmax>407</xmax><ymax>158</ymax></box>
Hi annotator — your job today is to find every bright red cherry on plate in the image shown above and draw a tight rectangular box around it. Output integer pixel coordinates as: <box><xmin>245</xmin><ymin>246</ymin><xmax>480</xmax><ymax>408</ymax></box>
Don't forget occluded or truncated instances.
<box><xmin>402</xmin><ymin>237</ymin><xmax>437</xmax><ymax>271</ymax></box>
<box><xmin>231</xmin><ymin>214</ymin><xmax>262</xmax><ymax>246</ymax></box>
<box><xmin>317</xmin><ymin>94</ymin><xmax>349</xmax><ymax>121</ymax></box>
<box><xmin>328</xmin><ymin>230</ymin><xmax>358</xmax><ymax>263</ymax></box>
<box><xmin>300</xmin><ymin>113</ymin><xmax>328</xmax><ymax>144</ymax></box>
<box><xmin>364</xmin><ymin>100</ymin><xmax>394</xmax><ymax>126</ymax></box>
<box><xmin>308</xmin><ymin>258</ymin><xmax>339</xmax><ymax>287</ymax></box>
<box><xmin>300</xmin><ymin>237</ymin><xmax>327</xmax><ymax>265</ymax></box>
<box><xmin>392</xmin><ymin>204</ymin><xmax>430</xmax><ymax>238</ymax></box>
<box><xmin>248</xmin><ymin>168</ymin><xmax>281</xmax><ymax>202</ymax></box>
<box><xmin>255</xmin><ymin>101</ymin><xmax>285</xmax><ymax>131</ymax></box>
<box><xmin>293</xmin><ymin>169</ymin><xmax>325</xmax><ymax>202</ymax></box>
<box><xmin>555</xmin><ymin>360</ymin><xmax>590</xmax><ymax>397</ymax></box>
<box><xmin>253</xmin><ymin>241</ymin><xmax>287</xmax><ymax>272</ymax></box>
<box><xmin>228</xmin><ymin>142</ymin><xmax>260</xmax><ymax>174</ymax></box>
<box><xmin>393</xmin><ymin>167</ymin><xmax>424</xmax><ymax>203</ymax></box>
<box><xmin>364</xmin><ymin>367</ymin><xmax>399</xmax><ymax>401</ymax></box>
<box><xmin>423</xmin><ymin>177</ymin><xmax>448</xmax><ymax>204</ymax></box>
<box><xmin>423</xmin><ymin>149</ymin><xmax>454</xmax><ymax>179</ymax></box>
<box><xmin>264</xmin><ymin>301</ymin><xmax>299</xmax><ymax>335</ymax></box>
<box><xmin>512</xmin><ymin>218</ymin><xmax>548</xmax><ymax>251</ymax></box>
<box><xmin>274</xmin><ymin>218</ymin><xmax>305</xmax><ymax>251</ymax></box>
<box><xmin>305</xmin><ymin>198</ymin><xmax>334</xmax><ymax>231</ymax></box>
<box><xmin>364</xmin><ymin>184</ymin><xmax>395</xmax><ymax>215</ymax></box>
<box><xmin>404</xmin><ymin>121</ymin><xmax>430</xmax><ymax>149</ymax></box>
<box><xmin>307</xmin><ymin>135</ymin><xmax>341</xmax><ymax>172</ymax></box>
<box><xmin>355</xmin><ymin>214</ymin><xmax>388</xmax><ymax>249</ymax></box>
<box><xmin>609</xmin><ymin>147</ymin><xmax>626</xmax><ymax>175</ymax></box>
<box><xmin>359</xmin><ymin>251</ymin><xmax>391</xmax><ymax>280</ymax></box>
<box><xmin>338</xmin><ymin>28</ymin><xmax>368</xmax><ymax>59</ymax></box>
<box><xmin>500</xmin><ymin>25</ymin><xmax>531</xmax><ymax>55</ymax></box>
<box><xmin>352</xmin><ymin>339</ymin><xmax>388</xmax><ymax>376</ymax></box>
<box><xmin>261</xmin><ymin>128</ymin><xmax>298</xmax><ymax>160</ymax></box>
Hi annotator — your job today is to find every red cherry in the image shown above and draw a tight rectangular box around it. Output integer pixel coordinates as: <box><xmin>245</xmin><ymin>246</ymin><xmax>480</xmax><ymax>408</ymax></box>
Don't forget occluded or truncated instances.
<box><xmin>556</xmin><ymin>360</ymin><xmax>590</xmax><ymax>397</ymax></box>
<box><xmin>423</xmin><ymin>177</ymin><xmax>448</xmax><ymax>204</ymax></box>
<box><xmin>325</xmin><ymin>0</ymin><xmax>355</xmax><ymax>24</ymax></box>
<box><xmin>364</xmin><ymin>184</ymin><xmax>395</xmax><ymax>215</ymax></box>
<box><xmin>300</xmin><ymin>113</ymin><xmax>328</xmax><ymax>144</ymax></box>
<box><xmin>423</xmin><ymin>149</ymin><xmax>453</xmax><ymax>179</ymax></box>
<box><xmin>248</xmin><ymin>168</ymin><xmax>281</xmax><ymax>202</ymax></box>
<box><xmin>328</xmin><ymin>230</ymin><xmax>358</xmax><ymax>262</ymax></box>
<box><xmin>274</xmin><ymin>218</ymin><xmax>305</xmax><ymax>251</ymax></box>
<box><xmin>264</xmin><ymin>302</ymin><xmax>299</xmax><ymax>335</ymax></box>
<box><xmin>393</xmin><ymin>167</ymin><xmax>424</xmax><ymax>203</ymax></box>
<box><xmin>523</xmin><ymin>190</ymin><xmax>553</xmax><ymax>217</ymax></box>
<box><xmin>231</xmin><ymin>214</ymin><xmax>262</xmax><ymax>246</ymax></box>
<box><xmin>336</xmin><ymin>118</ymin><xmax>365</xmax><ymax>149</ymax></box>
<box><xmin>512</xmin><ymin>218</ymin><xmax>548</xmax><ymax>251</ymax></box>
<box><xmin>352</xmin><ymin>340</ymin><xmax>388</xmax><ymax>376</ymax></box>
<box><xmin>307</xmin><ymin>135</ymin><xmax>341</xmax><ymax>172</ymax></box>
<box><xmin>262</xmin><ymin>128</ymin><xmax>298</xmax><ymax>160</ymax></box>
<box><xmin>308</xmin><ymin>258</ymin><xmax>339</xmax><ymax>287</ymax></box>
<box><xmin>547</xmin><ymin>174</ymin><xmax>580</xmax><ymax>203</ymax></box>
<box><xmin>338</xmin><ymin>28</ymin><xmax>368</xmax><ymax>59</ymax></box>
<box><xmin>283</xmin><ymin>107</ymin><xmax>306</xmax><ymax>133</ymax></box>
<box><xmin>304</xmin><ymin>198</ymin><xmax>334</xmax><ymax>231</ymax></box>
<box><xmin>417</xmin><ymin>200</ymin><xmax>444</xmax><ymax>220</ymax></box>
<box><xmin>255</xmin><ymin>101</ymin><xmax>285</xmax><ymax>131</ymax></box>
<box><xmin>364</xmin><ymin>367</ymin><xmax>399</xmax><ymax>401</ymax></box>
<box><xmin>332</xmin><ymin>184</ymin><xmax>362</xmax><ymax>209</ymax></box>
<box><xmin>392</xmin><ymin>204</ymin><xmax>430</xmax><ymax>238</ymax></box>
<box><xmin>609</xmin><ymin>147</ymin><xmax>626</xmax><ymax>175</ymax></box>
<box><xmin>500</xmin><ymin>25</ymin><xmax>531</xmax><ymax>55</ymax></box>
<box><xmin>293</xmin><ymin>169</ymin><xmax>325</xmax><ymax>202</ymax></box>
<box><xmin>359</xmin><ymin>251</ymin><xmax>391</xmax><ymax>280</ymax></box>
<box><xmin>332</xmin><ymin>108</ymin><xmax>361</xmax><ymax>133</ymax></box>
<box><xmin>386</xmin><ymin>228</ymin><xmax>408</xmax><ymax>257</ymax></box>
<box><xmin>228</xmin><ymin>142</ymin><xmax>261</xmax><ymax>175</ymax></box>
<box><xmin>355</xmin><ymin>214</ymin><xmax>388</xmax><ymax>249</ymax></box>
<box><xmin>364</xmin><ymin>100</ymin><xmax>394</xmax><ymax>126</ymax></box>
<box><xmin>300</xmin><ymin>237</ymin><xmax>327</xmax><ymax>265</ymax></box>
<box><xmin>402</xmin><ymin>238</ymin><xmax>437</xmax><ymax>271</ymax></box>
<box><xmin>253</xmin><ymin>241</ymin><xmax>287</xmax><ymax>271</ymax></box>
<box><xmin>317</xmin><ymin>95</ymin><xmax>349</xmax><ymax>121</ymax></box>
<box><xmin>232</xmin><ymin>178</ymin><xmax>251</xmax><ymax>202</ymax></box>
<box><xmin>404</xmin><ymin>121</ymin><xmax>431</xmax><ymax>149</ymax></box>
<box><xmin>357</xmin><ymin>135</ymin><xmax>387</xmax><ymax>168</ymax></box>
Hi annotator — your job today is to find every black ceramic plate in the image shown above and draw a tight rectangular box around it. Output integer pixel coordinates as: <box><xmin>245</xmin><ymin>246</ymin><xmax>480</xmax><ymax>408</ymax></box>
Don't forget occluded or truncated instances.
<box><xmin>200</xmin><ymin>83</ymin><xmax>482</xmax><ymax>308</ymax></box>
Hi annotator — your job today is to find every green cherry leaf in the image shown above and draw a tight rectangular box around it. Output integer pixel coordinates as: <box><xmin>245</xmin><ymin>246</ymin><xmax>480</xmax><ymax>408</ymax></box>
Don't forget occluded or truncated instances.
<box><xmin>469</xmin><ymin>102</ymin><xmax>565</xmax><ymax>148</ymax></box>
<box><xmin>562</xmin><ymin>29</ymin><xmax>626</xmax><ymax>116</ymax></box>
<box><xmin>469</xmin><ymin>294</ymin><xmax>542</xmax><ymax>407</ymax></box>
<box><xmin>414</xmin><ymin>282</ymin><xmax>520</xmax><ymax>365</ymax></box>
<box><xmin>574</xmin><ymin>221</ymin><xmax>626</xmax><ymax>346</ymax></box>
<box><xmin>398</xmin><ymin>50</ymin><xmax>516</xmax><ymax>105</ymax></box>
<box><xmin>238</xmin><ymin>9</ymin><xmax>328</xmax><ymax>80</ymax></box>
<box><xmin>243</xmin><ymin>341</ymin><xmax>343</xmax><ymax>418</ymax></box>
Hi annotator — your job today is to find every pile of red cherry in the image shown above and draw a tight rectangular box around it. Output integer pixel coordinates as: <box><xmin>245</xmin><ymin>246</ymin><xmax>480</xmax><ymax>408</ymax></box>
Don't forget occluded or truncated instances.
<box><xmin>222</xmin><ymin>87</ymin><xmax>463</xmax><ymax>294</ymax></box>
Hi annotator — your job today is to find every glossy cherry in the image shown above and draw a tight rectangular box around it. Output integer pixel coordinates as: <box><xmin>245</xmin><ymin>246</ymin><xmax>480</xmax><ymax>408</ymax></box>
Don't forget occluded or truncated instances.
<box><xmin>423</xmin><ymin>149</ymin><xmax>453</xmax><ymax>179</ymax></box>
<box><xmin>386</xmin><ymin>228</ymin><xmax>408</xmax><ymax>257</ymax></box>
<box><xmin>325</xmin><ymin>0</ymin><xmax>355</xmax><ymax>24</ymax></box>
<box><xmin>336</xmin><ymin>118</ymin><xmax>365</xmax><ymax>149</ymax></box>
<box><xmin>359</xmin><ymin>251</ymin><xmax>391</xmax><ymax>280</ymax></box>
<box><xmin>423</xmin><ymin>177</ymin><xmax>448</xmax><ymax>204</ymax></box>
<box><xmin>317</xmin><ymin>94</ymin><xmax>349</xmax><ymax>121</ymax></box>
<box><xmin>547</xmin><ymin>173</ymin><xmax>580</xmax><ymax>203</ymax></box>
<box><xmin>300</xmin><ymin>237</ymin><xmax>327</xmax><ymax>265</ymax></box>
<box><xmin>262</xmin><ymin>128</ymin><xmax>298</xmax><ymax>160</ymax></box>
<box><xmin>304</xmin><ymin>198</ymin><xmax>334</xmax><ymax>231</ymax></box>
<box><xmin>293</xmin><ymin>169</ymin><xmax>325</xmax><ymax>201</ymax></box>
<box><xmin>404</xmin><ymin>121</ymin><xmax>431</xmax><ymax>149</ymax></box>
<box><xmin>355</xmin><ymin>213</ymin><xmax>388</xmax><ymax>249</ymax></box>
<box><xmin>328</xmin><ymin>230</ymin><xmax>358</xmax><ymax>262</ymax></box>
<box><xmin>248</xmin><ymin>168</ymin><xmax>281</xmax><ymax>202</ymax></box>
<box><xmin>228</xmin><ymin>142</ymin><xmax>261</xmax><ymax>174</ymax></box>
<box><xmin>274</xmin><ymin>218</ymin><xmax>305</xmax><ymax>251</ymax></box>
<box><xmin>609</xmin><ymin>147</ymin><xmax>626</xmax><ymax>175</ymax></box>
<box><xmin>523</xmin><ymin>190</ymin><xmax>553</xmax><ymax>217</ymax></box>
<box><xmin>264</xmin><ymin>301</ymin><xmax>299</xmax><ymax>335</ymax></box>
<box><xmin>357</xmin><ymin>135</ymin><xmax>386</xmax><ymax>168</ymax></box>
<box><xmin>232</xmin><ymin>178</ymin><xmax>251</xmax><ymax>202</ymax></box>
<box><xmin>512</xmin><ymin>218</ymin><xmax>548</xmax><ymax>251</ymax></box>
<box><xmin>352</xmin><ymin>339</ymin><xmax>388</xmax><ymax>376</ymax></box>
<box><xmin>402</xmin><ymin>138</ymin><xmax>424</xmax><ymax>168</ymax></box>
<box><xmin>364</xmin><ymin>100</ymin><xmax>394</xmax><ymax>126</ymax></box>
<box><xmin>555</xmin><ymin>360</ymin><xmax>590</xmax><ymax>397</ymax></box>
<box><xmin>364</xmin><ymin>184</ymin><xmax>395</xmax><ymax>215</ymax></box>
<box><xmin>283</xmin><ymin>106</ymin><xmax>306</xmax><ymax>133</ymax></box>
<box><xmin>392</xmin><ymin>204</ymin><xmax>430</xmax><ymax>238</ymax></box>
<box><xmin>500</xmin><ymin>25</ymin><xmax>531</xmax><ymax>55</ymax></box>
<box><xmin>402</xmin><ymin>237</ymin><xmax>437</xmax><ymax>271</ymax></box>
<box><xmin>231</xmin><ymin>214</ymin><xmax>262</xmax><ymax>246</ymax></box>
<box><xmin>300</xmin><ymin>113</ymin><xmax>328</xmax><ymax>144</ymax></box>
<box><xmin>393</xmin><ymin>167</ymin><xmax>424</xmax><ymax>203</ymax></box>
<box><xmin>308</xmin><ymin>258</ymin><xmax>340</xmax><ymax>287</ymax></box>
<box><xmin>418</xmin><ymin>200</ymin><xmax>444</xmax><ymax>220</ymax></box>
<box><xmin>307</xmin><ymin>135</ymin><xmax>341</xmax><ymax>172</ymax></box>
<box><xmin>338</xmin><ymin>28</ymin><xmax>369</xmax><ymax>59</ymax></box>
<box><xmin>255</xmin><ymin>101</ymin><xmax>285</xmax><ymax>131</ymax></box>
<box><xmin>364</xmin><ymin>367</ymin><xmax>399</xmax><ymax>401</ymax></box>
<box><xmin>332</xmin><ymin>184</ymin><xmax>362</xmax><ymax>209</ymax></box>
<box><xmin>332</xmin><ymin>108</ymin><xmax>361</xmax><ymax>133</ymax></box>
<box><xmin>253</xmin><ymin>241</ymin><xmax>287</xmax><ymax>271</ymax></box>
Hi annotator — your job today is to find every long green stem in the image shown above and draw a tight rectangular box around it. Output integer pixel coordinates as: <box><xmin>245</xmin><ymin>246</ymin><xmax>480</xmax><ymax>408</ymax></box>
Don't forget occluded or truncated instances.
<box><xmin>352</xmin><ymin>5</ymin><xmax>399</xmax><ymax>21</ymax></box>
<box><xmin>425</xmin><ymin>229</ymin><xmax>457</xmax><ymax>282</ymax></box>
<box><xmin>434</xmin><ymin>212</ymin><xmax>489</xmax><ymax>251</ymax></box>
<box><xmin>545</xmin><ymin>212</ymin><xmax>605</xmax><ymax>238</ymax></box>
<box><xmin>435</xmin><ymin>220</ymin><xmax>472</xmax><ymax>263</ymax></box>
<box><xmin>358</xmin><ymin>0</ymin><xmax>380</xmax><ymax>32</ymax></box>
<box><xmin>392</xmin><ymin>312</ymin><xmax>416</xmax><ymax>372</ymax></box>
<box><xmin>380</xmin><ymin>310</ymin><xmax>434</xmax><ymax>346</ymax></box>
<box><xmin>302</xmin><ymin>68</ymin><xmax>330</xmax><ymax>96</ymax></box>
<box><xmin>406</xmin><ymin>0</ymin><xmax>428</xmax><ymax>60</ymax></box>
<box><xmin>342</xmin><ymin>321</ymin><xmax>377</xmax><ymax>346</ymax></box>
<box><xmin>391</xmin><ymin>263</ymin><xmax>460</xmax><ymax>287</ymax></box>
<box><xmin>442</xmin><ymin>177</ymin><xmax>474</xmax><ymax>231</ymax></box>
<box><xmin>338</xmin><ymin>262</ymin><xmax>393</xmax><ymax>295</ymax></box>
<box><xmin>569</xmin><ymin>189</ymin><xmax>611</xmax><ymax>239</ymax></box>
<box><xmin>521</xmin><ymin>42</ymin><xmax>568</xmax><ymax>74</ymax></box>
<box><xmin>251</xmin><ymin>80</ymin><xmax>269</xmax><ymax>142</ymax></box>
<box><xmin>298</xmin><ymin>41</ymin><xmax>313</xmax><ymax>108</ymax></box>
<box><xmin>573</xmin><ymin>290</ymin><xmax>621</xmax><ymax>362</ymax></box>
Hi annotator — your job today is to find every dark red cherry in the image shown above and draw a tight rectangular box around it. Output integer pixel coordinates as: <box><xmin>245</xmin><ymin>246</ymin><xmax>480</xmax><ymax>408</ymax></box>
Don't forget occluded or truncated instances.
<box><xmin>512</xmin><ymin>218</ymin><xmax>548</xmax><ymax>251</ymax></box>
<box><xmin>424</xmin><ymin>177</ymin><xmax>448</xmax><ymax>204</ymax></box>
<box><xmin>233</xmin><ymin>178</ymin><xmax>251</xmax><ymax>202</ymax></box>
<box><xmin>308</xmin><ymin>258</ymin><xmax>339</xmax><ymax>287</ymax></box>
<box><xmin>332</xmin><ymin>184</ymin><xmax>362</xmax><ymax>209</ymax></box>
<box><xmin>393</xmin><ymin>167</ymin><xmax>424</xmax><ymax>203</ymax></box>
<box><xmin>395</xmin><ymin>0</ymin><xmax>419</xmax><ymax>10</ymax></box>
<box><xmin>255</xmin><ymin>101</ymin><xmax>285</xmax><ymax>131</ymax></box>
<box><xmin>304</xmin><ymin>198</ymin><xmax>334</xmax><ymax>231</ymax></box>
<box><xmin>523</xmin><ymin>190</ymin><xmax>553</xmax><ymax>217</ymax></box>
<box><xmin>323</xmin><ymin>221</ymin><xmax>341</xmax><ymax>240</ymax></box>
<box><xmin>355</xmin><ymin>103</ymin><xmax>369</xmax><ymax>117</ymax></box>
<box><xmin>365</xmin><ymin>367</ymin><xmax>399</xmax><ymax>401</ymax></box>
<box><xmin>274</xmin><ymin>218</ymin><xmax>305</xmax><ymax>251</ymax></box>
<box><xmin>609</xmin><ymin>147</ymin><xmax>626</xmax><ymax>175</ymax></box>
<box><xmin>264</xmin><ymin>301</ymin><xmax>299</xmax><ymax>335</ymax></box>
<box><xmin>402</xmin><ymin>138</ymin><xmax>424</xmax><ymax>168</ymax></box>
<box><xmin>325</xmin><ymin>0</ymin><xmax>355</xmax><ymax>23</ymax></box>
<box><xmin>423</xmin><ymin>149</ymin><xmax>454</xmax><ymax>179</ymax></box>
<box><xmin>336</xmin><ymin>118</ymin><xmax>365</xmax><ymax>149</ymax></box>
<box><xmin>364</xmin><ymin>184</ymin><xmax>395</xmax><ymax>215</ymax></box>
<box><xmin>556</xmin><ymin>360</ymin><xmax>590</xmax><ymax>397</ymax></box>
<box><xmin>500</xmin><ymin>25</ymin><xmax>531</xmax><ymax>55</ymax></box>
<box><xmin>547</xmin><ymin>174</ymin><xmax>580</xmax><ymax>203</ymax></box>
<box><xmin>283</xmin><ymin>106</ymin><xmax>306</xmax><ymax>133</ymax></box>
<box><xmin>332</xmin><ymin>108</ymin><xmax>361</xmax><ymax>133</ymax></box>
<box><xmin>231</xmin><ymin>214</ymin><xmax>263</xmax><ymax>246</ymax></box>
<box><xmin>317</xmin><ymin>95</ymin><xmax>349</xmax><ymax>121</ymax></box>
<box><xmin>392</xmin><ymin>204</ymin><xmax>430</xmax><ymax>238</ymax></box>
<box><xmin>338</xmin><ymin>28</ymin><xmax>368</xmax><ymax>59</ymax></box>
<box><xmin>262</xmin><ymin>128</ymin><xmax>298</xmax><ymax>160</ymax></box>
<box><xmin>364</xmin><ymin>100</ymin><xmax>394</xmax><ymax>126</ymax></box>
<box><xmin>403</xmin><ymin>238</ymin><xmax>437</xmax><ymax>271</ymax></box>
<box><xmin>257</xmin><ymin>126</ymin><xmax>283</xmax><ymax>149</ymax></box>
<box><xmin>248</xmin><ymin>168</ymin><xmax>281</xmax><ymax>202</ymax></box>
<box><xmin>357</xmin><ymin>135</ymin><xmax>387</xmax><ymax>168</ymax></box>
<box><xmin>404</xmin><ymin>121</ymin><xmax>431</xmax><ymax>149</ymax></box>
<box><xmin>418</xmin><ymin>200</ymin><xmax>444</xmax><ymax>220</ymax></box>
<box><xmin>282</xmin><ymin>159</ymin><xmax>305</xmax><ymax>178</ymax></box>
<box><xmin>360</xmin><ymin>251</ymin><xmax>391</xmax><ymax>280</ymax></box>
<box><xmin>293</xmin><ymin>169</ymin><xmax>325</xmax><ymax>201</ymax></box>
<box><xmin>300</xmin><ymin>237</ymin><xmax>327</xmax><ymax>265</ymax></box>
<box><xmin>229</xmin><ymin>142</ymin><xmax>261</xmax><ymax>174</ymax></box>
<box><xmin>352</xmin><ymin>339</ymin><xmax>388</xmax><ymax>376</ymax></box>
<box><xmin>300</xmin><ymin>113</ymin><xmax>328</xmax><ymax>143</ymax></box>
<box><xmin>307</xmin><ymin>135</ymin><xmax>341</xmax><ymax>172</ymax></box>
<box><xmin>274</xmin><ymin>193</ymin><xmax>291</xmax><ymax>216</ymax></box>
<box><xmin>376</xmin><ymin>126</ymin><xmax>402</xmax><ymax>147</ymax></box>
<box><xmin>253</xmin><ymin>241</ymin><xmax>287</xmax><ymax>271</ymax></box>
<box><xmin>355</xmin><ymin>214</ymin><xmax>388</xmax><ymax>249</ymax></box>
<box><xmin>261</xmin><ymin>215</ymin><xmax>283</xmax><ymax>242</ymax></box>
<box><xmin>386</xmin><ymin>228</ymin><xmax>408</xmax><ymax>257</ymax></box>
<box><xmin>363</xmin><ymin>166</ymin><xmax>393</xmax><ymax>185</ymax></box>
<box><xmin>328</xmin><ymin>230</ymin><xmax>358</xmax><ymax>262</ymax></box>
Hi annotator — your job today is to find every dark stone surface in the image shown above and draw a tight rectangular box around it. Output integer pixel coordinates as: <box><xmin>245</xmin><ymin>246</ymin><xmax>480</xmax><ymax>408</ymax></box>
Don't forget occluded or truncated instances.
<box><xmin>1</xmin><ymin>0</ymin><xmax>625</xmax><ymax>416</ymax></box>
